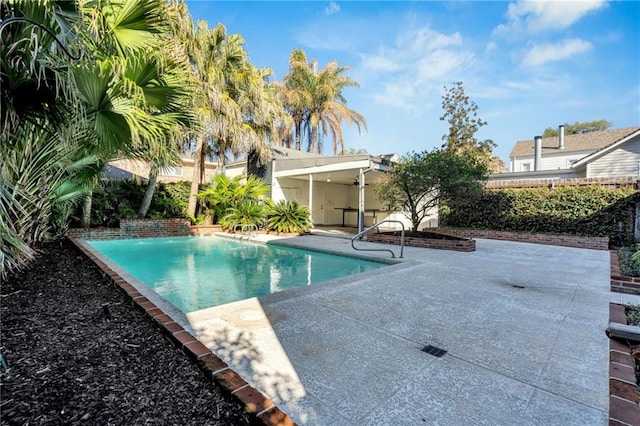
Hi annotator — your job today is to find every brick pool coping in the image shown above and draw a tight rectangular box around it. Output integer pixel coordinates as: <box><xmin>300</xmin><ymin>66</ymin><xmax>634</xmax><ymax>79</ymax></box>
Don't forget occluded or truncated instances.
<box><xmin>67</xmin><ymin>236</ymin><xmax>296</xmax><ymax>426</ymax></box>
<box><xmin>608</xmin><ymin>304</ymin><xmax>640</xmax><ymax>425</ymax></box>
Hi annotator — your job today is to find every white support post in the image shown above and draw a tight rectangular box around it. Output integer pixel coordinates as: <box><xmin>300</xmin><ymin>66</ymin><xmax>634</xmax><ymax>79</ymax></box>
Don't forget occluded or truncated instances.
<box><xmin>358</xmin><ymin>168</ymin><xmax>365</xmax><ymax>234</ymax></box>
<box><xmin>308</xmin><ymin>174</ymin><xmax>313</xmax><ymax>224</ymax></box>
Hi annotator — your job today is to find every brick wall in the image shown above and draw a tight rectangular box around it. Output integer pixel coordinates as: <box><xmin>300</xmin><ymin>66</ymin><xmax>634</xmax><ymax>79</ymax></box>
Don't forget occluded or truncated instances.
<box><xmin>611</xmin><ymin>251</ymin><xmax>640</xmax><ymax>295</ymax></box>
<box><xmin>608</xmin><ymin>304</ymin><xmax>640</xmax><ymax>425</ymax></box>
<box><xmin>434</xmin><ymin>228</ymin><xmax>609</xmax><ymax>250</ymax></box>
<box><xmin>367</xmin><ymin>232</ymin><xmax>476</xmax><ymax>252</ymax></box>
<box><xmin>68</xmin><ymin>218</ymin><xmax>193</xmax><ymax>240</ymax></box>
<box><xmin>486</xmin><ymin>176</ymin><xmax>639</xmax><ymax>190</ymax></box>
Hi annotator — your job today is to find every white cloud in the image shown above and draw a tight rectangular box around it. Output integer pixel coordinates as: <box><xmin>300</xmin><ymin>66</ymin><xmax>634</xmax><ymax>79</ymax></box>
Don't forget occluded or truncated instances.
<box><xmin>522</xmin><ymin>38</ymin><xmax>593</xmax><ymax>66</ymax></box>
<box><xmin>358</xmin><ymin>26</ymin><xmax>472</xmax><ymax>109</ymax></box>
<box><xmin>485</xmin><ymin>41</ymin><xmax>497</xmax><ymax>53</ymax></box>
<box><xmin>325</xmin><ymin>1</ymin><xmax>340</xmax><ymax>16</ymax></box>
<box><xmin>495</xmin><ymin>0</ymin><xmax>607</xmax><ymax>35</ymax></box>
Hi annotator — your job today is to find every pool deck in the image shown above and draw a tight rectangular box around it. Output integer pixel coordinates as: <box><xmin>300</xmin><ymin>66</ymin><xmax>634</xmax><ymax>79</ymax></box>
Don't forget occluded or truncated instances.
<box><xmin>79</xmin><ymin>232</ymin><xmax>640</xmax><ymax>425</ymax></box>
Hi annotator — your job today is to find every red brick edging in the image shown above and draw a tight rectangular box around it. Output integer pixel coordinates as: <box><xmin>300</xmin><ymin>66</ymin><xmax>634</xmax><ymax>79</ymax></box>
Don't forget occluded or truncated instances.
<box><xmin>367</xmin><ymin>232</ymin><xmax>476</xmax><ymax>252</ymax></box>
<box><xmin>608</xmin><ymin>303</ymin><xmax>640</xmax><ymax>425</ymax></box>
<box><xmin>433</xmin><ymin>228</ymin><xmax>609</xmax><ymax>250</ymax></box>
<box><xmin>67</xmin><ymin>236</ymin><xmax>296</xmax><ymax>426</ymax></box>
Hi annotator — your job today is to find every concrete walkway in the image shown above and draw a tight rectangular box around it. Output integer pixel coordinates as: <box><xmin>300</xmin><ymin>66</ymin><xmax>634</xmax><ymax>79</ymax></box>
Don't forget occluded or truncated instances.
<box><xmin>179</xmin><ymin>235</ymin><xmax>620</xmax><ymax>425</ymax></box>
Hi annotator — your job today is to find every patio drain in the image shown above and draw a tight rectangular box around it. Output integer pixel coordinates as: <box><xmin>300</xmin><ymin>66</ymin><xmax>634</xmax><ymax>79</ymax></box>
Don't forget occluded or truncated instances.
<box><xmin>421</xmin><ymin>345</ymin><xmax>447</xmax><ymax>358</ymax></box>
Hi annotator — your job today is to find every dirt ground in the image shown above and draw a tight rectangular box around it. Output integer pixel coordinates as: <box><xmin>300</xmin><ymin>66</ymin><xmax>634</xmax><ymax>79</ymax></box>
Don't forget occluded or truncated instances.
<box><xmin>1</xmin><ymin>240</ymin><xmax>259</xmax><ymax>425</ymax></box>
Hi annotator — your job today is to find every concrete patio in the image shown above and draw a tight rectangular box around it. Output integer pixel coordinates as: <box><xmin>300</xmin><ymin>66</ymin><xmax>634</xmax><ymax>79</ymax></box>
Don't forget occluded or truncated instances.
<box><xmin>88</xmin><ymin>229</ymin><xmax>639</xmax><ymax>425</ymax></box>
<box><xmin>154</xmin><ymin>233</ymin><xmax>635</xmax><ymax>425</ymax></box>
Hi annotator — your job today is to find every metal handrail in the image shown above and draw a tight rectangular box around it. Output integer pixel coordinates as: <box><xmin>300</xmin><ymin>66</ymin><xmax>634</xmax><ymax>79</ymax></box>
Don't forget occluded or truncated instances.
<box><xmin>234</xmin><ymin>223</ymin><xmax>258</xmax><ymax>235</ymax></box>
<box><xmin>351</xmin><ymin>220</ymin><xmax>405</xmax><ymax>258</ymax></box>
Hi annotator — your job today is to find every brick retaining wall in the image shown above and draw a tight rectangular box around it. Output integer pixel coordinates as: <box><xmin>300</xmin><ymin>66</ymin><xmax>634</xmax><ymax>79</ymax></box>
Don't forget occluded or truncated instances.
<box><xmin>611</xmin><ymin>251</ymin><xmax>640</xmax><ymax>295</ymax></box>
<box><xmin>368</xmin><ymin>232</ymin><xmax>476</xmax><ymax>252</ymax></box>
<box><xmin>67</xmin><ymin>219</ymin><xmax>223</xmax><ymax>240</ymax></box>
<box><xmin>608</xmin><ymin>303</ymin><xmax>640</xmax><ymax>425</ymax></box>
<box><xmin>433</xmin><ymin>228</ymin><xmax>609</xmax><ymax>250</ymax></box>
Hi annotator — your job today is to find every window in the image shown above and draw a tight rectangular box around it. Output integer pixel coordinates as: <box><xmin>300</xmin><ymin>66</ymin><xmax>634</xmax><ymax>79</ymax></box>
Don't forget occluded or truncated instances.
<box><xmin>521</xmin><ymin>163</ymin><xmax>531</xmax><ymax>172</ymax></box>
<box><xmin>160</xmin><ymin>166</ymin><xmax>183</xmax><ymax>177</ymax></box>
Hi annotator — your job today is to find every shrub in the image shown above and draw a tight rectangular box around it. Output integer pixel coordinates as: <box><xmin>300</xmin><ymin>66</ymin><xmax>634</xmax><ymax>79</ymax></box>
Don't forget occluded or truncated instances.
<box><xmin>441</xmin><ymin>185</ymin><xmax>638</xmax><ymax>240</ymax></box>
<box><xmin>198</xmin><ymin>175</ymin><xmax>268</xmax><ymax>224</ymax></box>
<box><xmin>626</xmin><ymin>305</ymin><xmax>640</xmax><ymax>326</ymax></box>
<box><xmin>265</xmin><ymin>200</ymin><xmax>312</xmax><ymax>234</ymax></box>
<box><xmin>219</xmin><ymin>201</ymin><xmax>266</xmax><ymax>231</ymax></box>
<box><xmin>619</xmin><ymin>245</ymin><xmax>640</xmax><ymax>277</ymax></box>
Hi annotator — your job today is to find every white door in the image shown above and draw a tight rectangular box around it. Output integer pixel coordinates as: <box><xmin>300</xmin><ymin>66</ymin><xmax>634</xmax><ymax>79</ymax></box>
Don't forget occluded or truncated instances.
<box><xmin>312</xmin><ymin>187</ymin><xmax>325</xmax><ymax>225</ymax></box>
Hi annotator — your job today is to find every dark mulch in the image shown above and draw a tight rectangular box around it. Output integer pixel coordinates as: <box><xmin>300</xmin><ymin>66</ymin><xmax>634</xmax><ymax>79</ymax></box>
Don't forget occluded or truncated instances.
<box><xmin>0</xmin><ymin>240</ymin><xmax>259</xmax><ymax>425</ymax></box>
<box><xmin>380</xmin><ymin>230</ymin><xmax>468</xmax><ymax>240</ymax></box>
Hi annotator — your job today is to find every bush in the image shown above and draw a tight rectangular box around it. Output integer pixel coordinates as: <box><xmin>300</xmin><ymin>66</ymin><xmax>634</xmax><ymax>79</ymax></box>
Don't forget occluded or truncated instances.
<box><xmin>265</xmin><ymin>200</ymin><xmax>312</xmax><ymax>234</ymax></box>
<box><xmin>441</xmin><ymin>185</ymin><xmax>638</xmax><ymax>240</ymax></box>
<box><xmin>619</xmin><ymin>245</ymin><xmax>640</xmax><ymax>277</ymax></box>
<box><xmin>219</xmin><ymin>201</ymin><xmax>266</xmax><ymax>231</ymax></box>
<box><xmin>72</xmin><ymin>180</ymin><xmax>192</xmax><ymax>227</ymax></box>
<box><xmin>626</xmin><ymin>305</ymin><xmax>640</xmax><ymax>326</ymax></box>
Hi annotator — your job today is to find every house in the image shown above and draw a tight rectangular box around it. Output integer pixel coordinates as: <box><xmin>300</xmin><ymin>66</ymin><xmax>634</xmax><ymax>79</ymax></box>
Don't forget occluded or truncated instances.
<box><xmin>104</xmin><ymin>157</ymin><xmax>217</xmax><ymax>184</ymax></box>
<box><xmin>491</xmin><ymin>125</ymin><xmax>640</xmax><ymax>183</ymax></box>
<box><xmin>227</xmin><ymin>147</ymin><xmax>431</xmax><ymax>231</ymax></box>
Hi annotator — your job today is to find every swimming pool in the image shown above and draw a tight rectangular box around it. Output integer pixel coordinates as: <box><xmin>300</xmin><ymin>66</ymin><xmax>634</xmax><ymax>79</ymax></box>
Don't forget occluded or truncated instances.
<box><xmin>88</xmin><ymin>236</ymin><xmax>385</xmax><ymax>313</ymax></box>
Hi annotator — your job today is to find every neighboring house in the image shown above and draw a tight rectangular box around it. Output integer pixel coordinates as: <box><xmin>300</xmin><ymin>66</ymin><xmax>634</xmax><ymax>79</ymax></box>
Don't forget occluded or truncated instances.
<box><xmin>105</xmin><ymin>157</ymin><xmax>217</xmax><ymax>184</ymax></box>
<box><xmin>491</xmin><ymin>125</ymin><xmax>640</xmax><ymax>183</ymax></box>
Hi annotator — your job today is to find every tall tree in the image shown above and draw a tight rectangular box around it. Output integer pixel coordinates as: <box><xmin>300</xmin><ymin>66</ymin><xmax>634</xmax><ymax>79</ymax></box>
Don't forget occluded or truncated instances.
<box><xmin>176</xmin><ymin>11</ymin><xmax>282</xmax><ymax>219</ymax></box>
<box><xmin>542</xmin><ymin>120</ymin><xmax>612</xmax><ymax>137</ymax></box>
<box><xmin>1</xmin><ymin>0</ymin><xmax>192</xmax><ymax>276</ymax></box>
<box><xmin>440</xmin><ymin>81</ymin><xmax>504</xmax><ymax>172</ymax></box>
<box><xmin>280</xmin><ymin>49</ymin><xmax>367</xmax><ymax>155</ymax></box>
<box><xmin>374</xmin><ymin>149</ymin><xmax>488</xmax><ymax>231</ymax></box>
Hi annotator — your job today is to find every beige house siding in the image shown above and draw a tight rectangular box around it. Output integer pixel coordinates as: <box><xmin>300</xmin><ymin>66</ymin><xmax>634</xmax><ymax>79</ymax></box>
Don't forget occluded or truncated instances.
<box><xmin>586</xmin><ymin>135</ymin><xmax>640</xmax><ymax>178</ymax></box>
<box><xmin>108</xmin><ymin>158</ymin><xmax>217</xmax><ymax>184</ymax></box>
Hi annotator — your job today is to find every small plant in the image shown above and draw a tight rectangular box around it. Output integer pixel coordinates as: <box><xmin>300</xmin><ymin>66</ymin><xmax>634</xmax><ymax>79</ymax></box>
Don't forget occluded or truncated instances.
<box><xmin>619</xmin><ymin>244</ymin><xmax>640</xmax><ymax>277</ymax></box>
<box><xmin>265</xmin><ymin>200</ymin><xmax>312</xmax><ymax>234</ymax></box>
<box><xmin>220</xmin><ymin>201</ymin><xmax>266</xmax><ymax>231</ymax></box>
<box><xmin>626</xmin><ymin>305</ymin><xmax>640</xmax><ymax>326</ymax></box>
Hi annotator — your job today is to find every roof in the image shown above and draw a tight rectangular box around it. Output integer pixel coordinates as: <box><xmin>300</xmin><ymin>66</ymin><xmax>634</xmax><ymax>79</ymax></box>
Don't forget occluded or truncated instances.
<box><xmin>509</xmin><ymin>126</ymin><xmax>640</xmax><ymax>158</ymax></box>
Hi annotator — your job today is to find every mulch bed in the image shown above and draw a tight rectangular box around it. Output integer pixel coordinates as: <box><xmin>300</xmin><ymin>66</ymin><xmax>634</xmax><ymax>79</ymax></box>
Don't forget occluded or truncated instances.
<box><xmin>1</xmin><ymin>240</ymin><xmax>259</xmax><ymax>425</ymax></box>
<box><xmin>381</xmin><ymin>230</ymin><xmax>469</xmax><ymax>240</ymax></box>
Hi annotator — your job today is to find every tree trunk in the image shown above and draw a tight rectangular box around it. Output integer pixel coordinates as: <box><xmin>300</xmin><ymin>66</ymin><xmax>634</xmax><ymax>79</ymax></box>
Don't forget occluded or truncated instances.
<box><xmin>295</xmin><ymin>119</ymin><xmax>302</xmax><ymax>151</ymax></box>
<box><xmin>187</xmin><ymin>136</ymin><xmax>204</xmax><ymax>218</ymax></box>
<box><xmin>138</xmin><ymin>166</ymin><xmax>158</xmax><ymax>218</ymax></box>
<box><xmin>81</xmin><ymin>193</ymin><xmax>92</xmax><ymax>228</ymax></box>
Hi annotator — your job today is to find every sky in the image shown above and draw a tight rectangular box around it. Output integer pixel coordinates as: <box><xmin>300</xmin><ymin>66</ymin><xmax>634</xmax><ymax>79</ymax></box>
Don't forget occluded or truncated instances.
<box><xmin>184</xmin><ymin>0</ymin><xmax>640</xmax><ymax>167</ymax></box>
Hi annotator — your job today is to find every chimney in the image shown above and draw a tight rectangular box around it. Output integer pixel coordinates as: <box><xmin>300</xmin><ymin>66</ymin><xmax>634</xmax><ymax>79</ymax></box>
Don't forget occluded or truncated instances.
<box><xmin>534</xmin><ymin>136</ymin><xmax>542</xmax><ymax>171</ymax></box>
<box><xmin>559</xmin><ymin>125</ymin><xmax>565</xmax><ymax>150</ymax></box>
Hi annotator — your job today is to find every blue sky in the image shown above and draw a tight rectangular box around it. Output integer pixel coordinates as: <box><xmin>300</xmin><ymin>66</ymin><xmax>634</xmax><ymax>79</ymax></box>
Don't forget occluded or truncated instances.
<box><xmin>185</xmin><ymin>0</ymin><xmax>640</xmax><ymax>166</ymax></box>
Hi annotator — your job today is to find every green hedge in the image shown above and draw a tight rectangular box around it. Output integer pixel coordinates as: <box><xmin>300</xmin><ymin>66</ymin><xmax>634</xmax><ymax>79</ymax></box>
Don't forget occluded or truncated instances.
<box><xmin>441</xmin><ymin>185</ymin><xmax>638</xmax><ymax>243</ymax></box>
<box><xmin>72</xmin><ymin>180</ymin><xmax>191</xmax><ymax>227</ymax></box>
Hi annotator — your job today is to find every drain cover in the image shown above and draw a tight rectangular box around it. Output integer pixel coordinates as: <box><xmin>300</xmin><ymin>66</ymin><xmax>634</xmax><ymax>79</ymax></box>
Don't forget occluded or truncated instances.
<box><xmin>421</xmin><ymin>345</ymin><xmax>447</xmax><ymax>358</ymax></box>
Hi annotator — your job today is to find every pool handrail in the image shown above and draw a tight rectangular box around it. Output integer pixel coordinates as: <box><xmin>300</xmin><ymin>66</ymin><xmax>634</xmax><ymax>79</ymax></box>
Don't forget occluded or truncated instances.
<box><xmin>351</xmin><ymin>220</ymin><xmax>405</xmax><ymax>258</ymax></box>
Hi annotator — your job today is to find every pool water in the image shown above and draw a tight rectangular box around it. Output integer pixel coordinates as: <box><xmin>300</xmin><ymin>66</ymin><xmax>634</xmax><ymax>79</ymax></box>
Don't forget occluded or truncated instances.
<box><xmin>88</xmin><ymin>236</ymin><xmax>385</xmax><ymax>313</ymax></box>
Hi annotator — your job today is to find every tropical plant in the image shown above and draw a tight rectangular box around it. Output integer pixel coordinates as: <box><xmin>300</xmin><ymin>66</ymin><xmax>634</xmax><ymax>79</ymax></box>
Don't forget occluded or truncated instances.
<box><xmin>219</xmin><ymin>200</ymin><xmax>266</xmax><ymax>231</ymax></box>
<box><xmin>197</xmin><ymin>174</ymin><xmax>268</xmax><ymax>223</ymax></box>
<box><xmin>0</xmin><ymin>0</ymin><xmax>192</xmax><ymax>277</ymax></box>
<box><xmin>280</xmin><ymin>48</ymin><xmax>367</xmax><ymax>155</ymax></box>
<box><xmin>173</xmin><ymin>6</ymin><xmax>282</xmax><ymax>218</ymax></box>
<box><xmin>265</xmin><ymin>200</ymin><xmax>312</xmax><ymax>234</ymax></box>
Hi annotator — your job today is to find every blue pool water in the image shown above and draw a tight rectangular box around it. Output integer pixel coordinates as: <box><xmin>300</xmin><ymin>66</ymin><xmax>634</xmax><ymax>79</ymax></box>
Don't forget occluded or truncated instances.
<box><xmin>88</xmin><ymin>237</ymin><xmax>385</xmax><ymax>313</ymax></box>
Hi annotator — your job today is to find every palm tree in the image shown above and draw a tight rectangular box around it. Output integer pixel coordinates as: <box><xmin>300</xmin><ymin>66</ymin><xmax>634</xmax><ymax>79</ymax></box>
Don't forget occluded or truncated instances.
<box><xmin>1</xmin><ymin>0</ymin><xmax>192</xmax><ymax>276</ymax></box>
<box><xmin>176</xmin><ymin>12</ymin><xmax>282</xmax><ymax>218</ymax></box>
<box><xmin>280</xmin><ymin>49</ymin><xmax>367</xmax><ymax>155</ymax></box>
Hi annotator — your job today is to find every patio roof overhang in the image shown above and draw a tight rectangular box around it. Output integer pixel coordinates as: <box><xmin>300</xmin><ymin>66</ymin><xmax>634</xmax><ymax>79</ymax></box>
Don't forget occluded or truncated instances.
<box><xmin>272</xmin><ymin>156</ymin><xmax>390</xmax><ymax>185</ymax></box>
